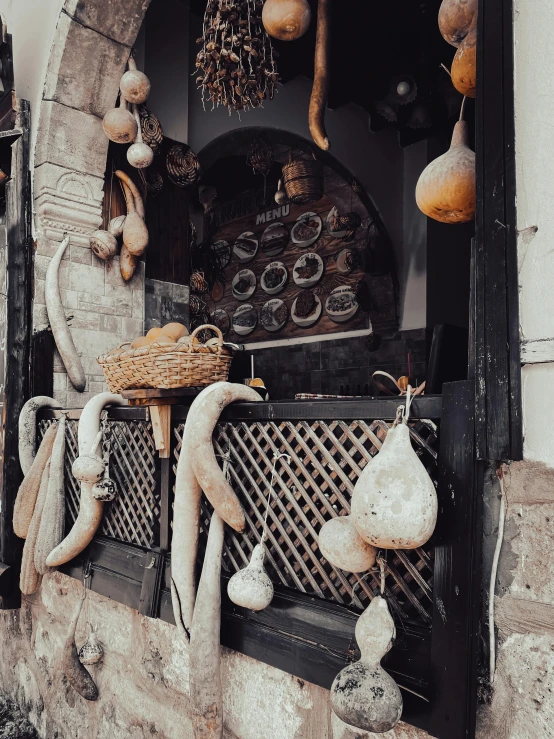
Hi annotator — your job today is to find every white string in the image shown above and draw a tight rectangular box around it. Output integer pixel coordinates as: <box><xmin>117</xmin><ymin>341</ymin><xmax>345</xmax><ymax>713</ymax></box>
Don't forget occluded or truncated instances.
<box><xmin>377</xmin><ymin>555</ymin><xmax>386</xmax><ymax>595</ymax></box>
<box><xmin>489</xmin><ymin>464</ymin><xmax>507</xmax><ymax>684</ymax></box>
<box><xmin>261</xmin><ymin>453</ymin><xmax>291</xmax><ymax>544</ymax></box>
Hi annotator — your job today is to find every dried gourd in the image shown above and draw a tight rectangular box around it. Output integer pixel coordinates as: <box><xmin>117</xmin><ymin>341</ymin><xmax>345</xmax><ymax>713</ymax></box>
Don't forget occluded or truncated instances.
<box><xmin>415</xmin><ymin>104</ymin><xmax>475</xmax><ymax>224</ymax></box>
<box><xmin>438</xmin><ymin>0</ymin><xmax>478</xmax><ymax>47</ymax></box>
<box><xmin>319</xmin><ymin>515</ymin><xmax>376</xmax><ymax>573</ymax></box>
<box><xmin>114</xmin><ymin>170</ymin><xmax>148</xmax><ymax>257</ymax></box>
<box><xmin>227</xmin><ymin>543</ymin><xmax>274</xmax><ymax>611</ymax></box>
<box><xmin>127</xmin><ymin>105</ymin><xmax>154</xmax><ymax>170</ymax></box>
<box><xmin>46</xmin><ymin>393</ymin><xmax>125</xmax><ymax>567</ymax></box>
<box><xmin>262</xmin><ymin>0</ymin><xmax>311</xmax><ymax>41</ymax></box>
<box><xmin>351</xmin><ymin>402</ymin><xmax>437</xmax><ymax>549</ymax></box>
<box><xmin>46</xmin><ymin>235</ymin><xmax>86</xmax><ymax>391</ymax></box>
<box><xmin>189</xmin><ymin>512</ymin><xmax>224</xmax><ymax>739</ymax></box>
<box><xmin>102</xmin><ymin>96</ymin><xmax>137</xmax><ymax>144</ymax></box>
<box><xmin>309</xmin><ymin>0</ymin><xmax>331</xmax><ymax>150</ymax></box>
<box><xmin>35</xmin><ymin>416</ymin><xmax>67</xmax><ymax>575</ymax></box>
<box><xmin>63</xmin><ymin>597</ymin><xmax>99</xmax><ymax>701</ymax></box>
<box><xmin>120</xmin><ymin>56</ymin><xmax>151</xmax><ymax>105</ymax></box>
<box><xmin>451</xmin><ymin>17</ymin><xmax>477</xmax><ymax>98</ymax></box>
<box><xmin>18</xmin><ymin>396</ymin><xmax>60</xmax><ymax>476</ymax></box>
<box><xmin>331</xmin><ymin>596</ymin><xmax>402</xmax><ymax>733</ymax></box>
<box><xmin>13</xmin><ymin>423</ymin><xmax>58</xmax><ymax>539</ymax></box>
<box><xmin>89</xmin><ymin>230</ymin><xmax>118</xmax><ymax>261</ymax></box>
<box><xmin>20</xmin><ymin>460</ymin><xmax>51</xmax><ymax>595</ymax></box>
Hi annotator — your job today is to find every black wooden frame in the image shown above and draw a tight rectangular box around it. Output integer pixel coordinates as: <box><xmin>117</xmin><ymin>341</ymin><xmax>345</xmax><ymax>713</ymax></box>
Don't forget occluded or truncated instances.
<box><xmin>0</xmin><ymin>102</ymin><xmax>32</xmax><ymax>607</ymax></box>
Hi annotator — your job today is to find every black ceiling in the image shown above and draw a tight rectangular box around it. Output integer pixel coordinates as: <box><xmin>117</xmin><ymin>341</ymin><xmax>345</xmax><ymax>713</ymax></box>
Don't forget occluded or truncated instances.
<box><xmin>188</xmin><ymin>0</ymin><xmax>464</xmax><ymax>146</ymax></box>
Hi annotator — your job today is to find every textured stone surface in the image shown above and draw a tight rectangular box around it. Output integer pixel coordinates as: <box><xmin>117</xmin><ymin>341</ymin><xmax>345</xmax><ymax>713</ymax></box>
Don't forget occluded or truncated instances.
<box><xmin>64</xmin><ymin>0</ymin><xmax>152</xmax><ymax>47</ymax></box>
<box><xmin>35</xmin><ymin>102</ymin><xmax>108</xmax><ymax>178</ymax></box>
<box><xmin>43</xmin><ymin>13</ymin><xmax>128</xmax><ymax>118</ymax></box>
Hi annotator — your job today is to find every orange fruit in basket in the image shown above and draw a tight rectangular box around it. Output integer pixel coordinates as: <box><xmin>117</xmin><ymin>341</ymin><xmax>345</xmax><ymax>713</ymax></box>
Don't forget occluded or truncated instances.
<box><xmin>146</xmin><ymin>327</ymin><xmax>163</xmax><ymax>341</ymax></box>
<box><xmin>161</xmin><ymin>322</ymin><xmax>188</xmax><ymax>342</ymax></box>
<box><xmin>249</xmin><ymin>378</ymin><xmax>265</xmax><ymax>387</ymax></box>
<box><xmin>131</xmin><ymin>336</ymin><xmax>151</xmax><ymax>349</ymax></box>
<box><xmin>151</xmin><ymin>335</ymin><xmax>175</xmax><ymax>345</ymax></box>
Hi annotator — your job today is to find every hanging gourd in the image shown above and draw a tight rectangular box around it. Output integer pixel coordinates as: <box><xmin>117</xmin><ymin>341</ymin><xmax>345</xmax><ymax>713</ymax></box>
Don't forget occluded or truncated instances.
<box><xmin>451</xmin><ymin>15</ymin><xmax>477</xmax><ymax>98</ymax></box>
<box><xmin>127</xmin><ymin>105</ymin><xmax>154</xmax><ymax>169</ymax></box>
<box><xmin>89</xmin><ymin>230</ymin><xmax>118</xmax><ymax>261</ymax></box>
<box><xmin>120</xmin><ymin>55</ymin><xmax>151</xmax><ymax>105</ymax></box>
<box><xmin>309</xmin><ymin>0</ymin><xmax>331</xmax><ymax>150</ymax></box>
<box><xmin>78</xmin><ymin>626</ymin><xmax>104</xmax><ymax>666</ymax></box>
<box><xmin>415</xmin><ymin>99</ymin><xmax>475</xmax><ymax>224</ymax></box>
<box><xmin>319</xmin><ymin>515</ymin><xmax>376</xmax><ymax>573</ymax></box>
<box><xmin>102</xmin><ymin>96</ymin><xmax>137</xmax><ymax>144</ymax></box>
<box><xmin>115</xmin><ymin>171</ymin><xmax>149</xmax><ymax>257</ymax></box>
<box><xmin>351</xmin><ymin>389</ymin><xmax>438</xmax><ymax>549</ymax></box>
<box><xmin>438</xmin><ymin>0</ymin><xmax>478</xmax><ymax>47</ymax></box>
<box><xmin>262</xmin><ymin>0</ymin><xmax>311</xmax><ymax>41</ymax></box>
<box><xmin>228</xmin><ymin>543</ymin><xmax>274</xmax><ymax>611</ymax></box>
<box><xmin>331</xmin><ymin>592</ymin><xmax>402</xmax><ymax>733</ymax></box>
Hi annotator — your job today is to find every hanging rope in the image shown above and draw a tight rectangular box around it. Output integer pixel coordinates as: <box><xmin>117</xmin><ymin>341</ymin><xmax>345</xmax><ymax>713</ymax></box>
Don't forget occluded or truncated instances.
<box><xmin>261</xmin><ymin>453</ymin><xmax>291</xmax><ymax>544</ymax></box>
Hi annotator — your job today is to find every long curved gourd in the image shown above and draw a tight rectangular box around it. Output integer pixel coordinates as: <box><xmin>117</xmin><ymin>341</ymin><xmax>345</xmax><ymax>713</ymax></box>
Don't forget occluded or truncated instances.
<box><xmin>20</xmin><ymin>460</ymin><xmax>51</xmax><ymax>595</ymax></box>
<box><xmin>35</xmin><ymin>416</ymin><xmax>67</xmax><ymax>575</ymax></box>
<box><xmin>189</xmin><ymin>512</ymin><xmax>224</xmax><ymax>739</ymax></box>
<box><xmin>331</xmin><ymin>596</ymin><xmax>402</xmax><ymax>733</ymax></box>
<box><xmin>13</xmin><ymin>423</ymin><xmax>58</xmax><ymax>539</ymax></box>
<box><xmin>18</xmin><ymin>396</ymin><xmax>61</xmax><ymax>476</ymax></box>
<box><xmin>115</xmin><ymin>169</ymin><xmax>146</xmax><ymax>218</ymax></box>
<box><xmin>63</xmin><ymin>597</ymin><xmax>99</xmax><ymax>701</ymax></box>
<box><xmin>46</xmin><ymin>393</ymin><xmax>125</xmax><ymax>567</ymax></box>
<box><xmin>46</xmin><ymin>236</ymin><xmax>86</xmax><ymax>392</ymax></box>
<box><xmin>309</xmin><ymin>0</ymin><xmax>330</xmax><ymax>150</ymax></box>
<box><xmin>171</xmin><ymin>382</ymin><xmax>261</xmax><ymax>639</ymax></box>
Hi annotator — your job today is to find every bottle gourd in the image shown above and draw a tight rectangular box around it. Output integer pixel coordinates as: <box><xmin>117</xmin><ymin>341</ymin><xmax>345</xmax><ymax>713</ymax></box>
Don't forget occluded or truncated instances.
<box><xmin>227</xmin><ymin>543</ymin><xmax>274</xmax><ymax>611</ymax></box>
<box><xmin>319</xmin><ymin>515</ymin><xmax>376</xmax><ymax>573</ymax></box>
<box><xmin>331</xmin><ymin>596</ymin><xmax>402</xmax><ymax>733</ymax></box>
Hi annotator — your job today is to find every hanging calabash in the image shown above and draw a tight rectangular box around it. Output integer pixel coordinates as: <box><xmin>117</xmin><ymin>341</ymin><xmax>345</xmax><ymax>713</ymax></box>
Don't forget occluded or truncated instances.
<box><xmin>262</xmin><ymin>0</ymin><xmax>311</xmax><ymax>41</ymax></box>
<box><xmin>438</xmin><ymin>0</ymin><xmax>478</xmax><ymax>47</ymax></box>
<box><xmin>227</xmin><ymin>543</ymin><xmax>274</xmax><ymax>611</ymax></box>
<box><xmin>120</xmin><ymin>56</ymin><xmax>151</xmax><ymax>105</ymax></box>
<box><xmin>102</xmin><ymin>96</ymin><xmax>137</xmax><ymax>144</ymax></box>
<box><xmin>318</xmin><ymin>515</ymin><xmax>376</xmax><ymax>573</ymax></box>
<box><xmin>127</xmin><ymin>105</ymin><xmax>154</xmax><ymax>169</ymax></box>
<box><xmin>415</xmin><ymin>100</ymin><xmax>475</xmax><ymax>224</ymax></box>
<box><xmin>451</xmin><ymin>16</ymin><xmax>477</xmax><ymax>98</ymax></box>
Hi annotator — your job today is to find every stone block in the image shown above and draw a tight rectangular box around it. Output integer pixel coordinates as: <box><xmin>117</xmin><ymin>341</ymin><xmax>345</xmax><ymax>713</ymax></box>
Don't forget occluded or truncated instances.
<box><xmin>99</xmin><ymin>314</ymin><xmax>122</xmax><ymax>334</ymax></box>
<box><xmin>70</xmin><ymin>244</ymin><xmax>93</xmax><ymax>266</ymax></box>
<box><xmin>70</xmin><ymin>328</ymin><xmax>119</xmax><ymax>358</ymax></box>
<box><xmin>59</xmin><ymin>289</ymin><xmax>80</xmax><ymax>310</ymax></box>
<box><xmin>105</xmin><ymin>261</ymin><xmax>128</xmax><ymax>288</ymax></box>
<box><xmin>64</xmin><ymin>0</ymin><xmax>151</xmax><ymax>47</ymax></box>
<box><xmin>34</xmin><ymin>279</ymin><xmax>45</xmax><ymax>305</ymax></box>
<box><xmin>35</xmin><ymin>101</ymin><xmax>108</xmax><ymax>178</ymax></box>
<box><xmin>69</xmin><ymin>262</ymin><xmax>105</xmax><ymax>294</ymax></box>
<box><xmin>122</xmin><ymin>317</ymin><xmax>143</xmax><ymax>341</ymax></box>
<box><xmin>43</xmin><ymin>13</ymin><xmax>128</xmax><ymax>118</ymax></box>
<box><xmin>53</xmin><ymin>373</ymin><xmax>67</xmax><ymax>393</ymax></box>
<box><xmin>68</xmin><ymin>309</ymin><xmax>101</xmax><ymax>332</ymax></box>
<box><xmin>132</xmin><ymin>288</ymin><xmax>144</xmax><ymax>319</ymax></box>
<box><xmin>33</xmin><ymin>304</ymin><xmax>49</xmax><ymax>332</ymax></box>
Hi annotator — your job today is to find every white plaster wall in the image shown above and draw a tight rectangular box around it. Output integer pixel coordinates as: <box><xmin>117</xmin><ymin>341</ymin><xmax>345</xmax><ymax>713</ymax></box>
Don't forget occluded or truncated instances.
<box><xmin>514</xmin><ymin>0</ymin><xmax>554</xmax><ymax>465</ymax></box>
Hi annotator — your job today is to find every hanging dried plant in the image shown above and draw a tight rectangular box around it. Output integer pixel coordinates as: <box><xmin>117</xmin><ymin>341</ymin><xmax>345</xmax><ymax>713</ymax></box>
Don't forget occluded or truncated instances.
<box><xmin>195</xmin><ymin>0</ymin><xmax>279</xmax><ymax>113</ymax></box>
<box><xmin>246</xmin><ymin>138</ymin><xmax>273</xmax><ymax>177</ymax></box>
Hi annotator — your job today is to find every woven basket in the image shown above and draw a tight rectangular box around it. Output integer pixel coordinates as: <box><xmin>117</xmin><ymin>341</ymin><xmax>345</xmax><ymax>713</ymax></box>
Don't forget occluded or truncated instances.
<box><xmin>282</xmin><ymin>153</ymin><xmax>324</xmax><ymax>205</ymax></box>
<box><xmin>97</xmin><ymin>325</ymin><xmax>232</xmax><ymax>392</ymax></box>
<box><xmin>166</xmin><ymin>143</ymin><xmax>200</xmax><ymax>188</ymax></box>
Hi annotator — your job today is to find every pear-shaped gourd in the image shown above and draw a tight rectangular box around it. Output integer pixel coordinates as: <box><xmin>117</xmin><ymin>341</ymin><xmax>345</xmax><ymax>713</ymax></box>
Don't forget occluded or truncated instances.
<box><xmin>127</xmin><ymin>105</ymin><xmax>154</xmax><ymax>170</ymax></box>
<box><xmin>351</xmin><ymin>422</ymin><xmax>437</xmax><ymax>549</ymax></box>
<box><xmin>78</xmin><ymin>627</ymin><xmax>104</xmax><ymax>666</ymax></box>
<box><xmin>415</xmin><ymin>114</ymin><xmax>475</xmax><ymax>224</ymax></box>
<box><xmin>438</xmin><ymin>0</ymin><xmax>478</xmax><ymax>47</ymax></box>
<box><xmin>108</xmin><ymin>215</ymin><xmax>126</xmax><ymax>239</ymax></box>
<box><xmin>72</xmin><ymin>454</ymin><xmax>104</xmax><ymax>484</ymax></box>
<box><xmin>120</xmin><ymin>56</ymin><xmax>151</xmax><ymax>105</ymax></box>
<box><xmin>331</xmin><ymin>596</ymin><xmax>402</xmax><ymax>733</ymax></box>
<box><xmin>227</xmin><ymin>543</ymin><xmax>274</xmax><ymax>611</ymax></box>
<box><xmin>102</xmin><ymin>96</ymin><xmax>137</xmax><ymax>144</ymax></box>
<box><xmin>262</xmin><ymin>0</ymin><xmax>311</xmax><ymax>41</ymax></box>
<box><xmin>451</xmin><ymin>18</ymin><xmax>477</xmax><ymax>98</ymax></box>
<box><xmin>115</xmin><ymin>173</ymin><xmax>149</xmax><ymax>257</ymax></box>
<box><xmin>319</xmin><ymin>516</ymin><xmax>376</xmax><ymax>573</ymax></box>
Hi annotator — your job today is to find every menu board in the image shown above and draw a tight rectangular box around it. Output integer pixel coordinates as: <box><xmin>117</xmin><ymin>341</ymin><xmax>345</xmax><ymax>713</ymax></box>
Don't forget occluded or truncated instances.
<box><xmin>208</xmin><ymin>194</ymin><xmax>371</xmax><ymax>346</ymax></box>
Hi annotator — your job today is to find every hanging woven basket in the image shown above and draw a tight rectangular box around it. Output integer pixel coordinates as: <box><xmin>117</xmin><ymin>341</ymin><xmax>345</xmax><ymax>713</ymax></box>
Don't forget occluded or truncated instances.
<box><xmin>166</xmin><ymin>143</ymin><xmax>200</xmax><ymax>188</ymax></box>
<box><xmin>282</xmin><ymin>151</ymin><xmax>324</xmax><ymax>205</ymax></box>
<box><xmin>138</xmin><ymin>105</ymin><xmax>164</xmax><ymax>152</ymax></box>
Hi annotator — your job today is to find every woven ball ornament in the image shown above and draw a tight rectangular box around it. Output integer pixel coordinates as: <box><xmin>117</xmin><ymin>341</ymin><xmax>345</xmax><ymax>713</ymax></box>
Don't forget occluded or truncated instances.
<box><xmin>166</xmin><ymin>143</ymin><xmax>200</xmax><ymax>188</ymax></box>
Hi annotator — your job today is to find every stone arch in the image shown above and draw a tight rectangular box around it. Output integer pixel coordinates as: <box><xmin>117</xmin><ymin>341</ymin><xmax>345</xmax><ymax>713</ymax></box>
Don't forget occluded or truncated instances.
<box><xmin>33</xmin><ymin>0</ymin><xmax>151</xmax><ymax>406</ymax></box>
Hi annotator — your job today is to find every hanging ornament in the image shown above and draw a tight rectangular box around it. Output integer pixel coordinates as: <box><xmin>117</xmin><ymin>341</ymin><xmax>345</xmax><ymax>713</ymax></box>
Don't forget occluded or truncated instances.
<box><xmin>190</xmin><ymin>270</ymin><xmax>209</xmax><ymax>294</ymax></box>
<box><xmin>227</xmin><ymin>453</ymin><xmax>289</xmax><ymax>611</ymax></box>
<box><xmin>91</xmin><ymin>419</ymin><xmax>117</xmax><ymax>502</ymax></box>
<box><xmin>274</xmin><ymin>179</ymin><xmax>288</xmax><ymax>206</ymax></box>
<box><xmin>166</xmin><ymin>143</ymin><xmax>200</xmax><ymax>188</ymax></box>
<box><xmin>195</xmin><ymin>0</ymin><xmax>279</xmax><ymax>114</ymax></box>
<box><xmin>78</xmin><ymin>625</ymin><xmax>104</xmax><ymax>666</ymax></box>
<box><xmin>138</xmin><ymin>105</ymin><xmax>164</xmax><ymax>153</ymax></box>
<box><xmin>351</xmin><ymin>387</ymin><xmax>438</xmax><ymax>549</ymax></box>
<box><xmin>387</xmin><ymin>74</ymin><xmax>417</xmax><ymax>106</ymax></box>
<box><xmin>451</xmin><ymin>14</ymin><xmax>477</xmax><ymax>98</ymax></box>
<box><xmin>247</xmin><ymin>138</ymin><xmax>274</xmax><ymax>198</ymax></box>
<box><xmin>319</xmin><ymin>515</ymin><xmax>376</xmax><ymax>573</ymax></box>
<box><xmin>331</xmin><ymin>560</ymin><xmax>402</xmax><ymax>733</ymax></box>
<box><xmin>438</xmin><ymin>0</ymin><xmax>478</xmax><ymax>47</ymax></box>
<box><xmin>262</xmin><ymin>0</ymin><xmax>311</xmax><ymax>41</ymax></box>
<box><xmin>415</xmin><ymin>97</ymin><xmax>475</xmax><ymax>224</ymax></box>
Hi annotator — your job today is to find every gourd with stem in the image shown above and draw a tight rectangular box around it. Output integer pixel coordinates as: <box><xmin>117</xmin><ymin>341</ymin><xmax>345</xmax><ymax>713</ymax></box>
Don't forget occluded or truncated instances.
<box><xmin>331</xmin><ymin>559</ymin><xmax>402</xmax><ymax>733</ymax></box>
<box><xmin>127</xmin><ymin>104</ymin><xmax>154</xmax><ymax>170</ymax></box>
<box><xmin>262</xmin><ymin>0</ymin><xmax>311</xmax><ymax>41</ymax></box>
<box><xmin>120</xmin><ymin>54</ymin><xmax>151</xmax><ymax>105</ymax></box>
<box><xmin>63</xmin><ymin>567</ymin><xmax>99</xmax><ymax>701</ymax></box>
<box><xmin>415</xmin><ymin>97</ymin><xmax>475</xmax><ymax>224</ymax></box>
<box><xmin>102</xmin><ymin>95</ymin><xmax>137</xmax><ymax>144</ymax></box>
<box><xmin>438</xmin><ymin>0</ymin><xmax>478</xmax><ymax>47</ymax></box>
<box><xmin>351</xmin><ymin>387</ymin><xmax>438</xmax><ymax>549</ymax></box>
<box><xmin>451</xmin><ymin>13</ymin><xmax>477</xmax><ymax>98</ymax></box>
<box><xmin>18</xmin><ymin>396</ymin><xmax>61</xmax><ymax>476</ymax></box>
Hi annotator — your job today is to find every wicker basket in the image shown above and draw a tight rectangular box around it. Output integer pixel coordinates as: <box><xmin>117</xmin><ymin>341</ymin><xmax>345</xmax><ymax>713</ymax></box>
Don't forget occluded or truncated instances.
<box><xmin>282</xmin><ymin>152</ymin><xmax>324</xmax><ymax>205</ymax></box>
<box><xmin>97</xmin><ymin>325</ymin><xmax>232</xmax><ymax>392</ymax></box>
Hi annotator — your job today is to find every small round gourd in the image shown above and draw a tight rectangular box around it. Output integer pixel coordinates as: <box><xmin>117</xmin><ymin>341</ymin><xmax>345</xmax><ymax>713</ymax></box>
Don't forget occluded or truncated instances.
<box><xmin>262</xmin><ymin>0</ymin><xmax>311</xmax><ymax>40</ymax></box>
<box><xmin>451</xmin><ymin>23</ymin><xmax>477</xmax><ymax>98</ymax></box>
<box><xmin>227</xmin><ymin>544</ymin><xmax>274</xmax><ymax>611</ymax></box>
<box><xmin>319</xmin><ymin>516</ymin><xmax>376</xmax><ymax>573</ymax></box>
<box><xmin>127</xmin><ymin>105</ymin><xmax>154</xmax><ymax>169</ymax></box>
<box><xmin>120</xmin><ymin>70</ymin><xmax>151</xmax><ymax>105</ymax></box>
<box><xmin>78</xmin><ymin>629</ymin><xmax>104</xmax><ymax>666</ymax></box>
<box><xmin>108</xmin><ymin>215</ymin><xmax>126</xmax><ymax>238</ymax></box>
<box><xmin>90</xmin><ymin>230</ymin><xmax>118</xmax><ymax>261</ymax></box>
<box><xmin>274</xmin><ymin>179</ymin><xmax>288</xmax><ymax>206</ymax></box>
<box><xmin>91</xmin><ymin>477</ymin><xmax>117</xmax><ymax>502</ymax></box>
<box><xmin>102</xmin><ymin>97</ymin><xmax>137</xmax><ymax>144</ymax></box>
<box><xmin>438</xmin><ymin>0</ymin><xmax>478</xmax><ymax>47</ymax></box>
<box><xmin>331</xmin><ymin>596</ymin><xmax>402</xmax><ymax>733</ymax></box>
<box><xmin>72</xmin><ymin>454</ymin><xmax>104</xmax><ymax>484</ymax></box>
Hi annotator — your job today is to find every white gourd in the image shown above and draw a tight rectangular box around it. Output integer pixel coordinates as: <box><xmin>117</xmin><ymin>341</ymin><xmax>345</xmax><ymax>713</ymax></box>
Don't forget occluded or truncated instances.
<box><xmin>319</xmin><ymin>515</ymin><xmax>376</xmax><ymax>573</ymax></box>
<box><xmin>78</xmin><ymin>627</ymin><xmax>104</xmax><ymax>666</ymax></box>
<box><xmin>351</xmin><ymin>395</ymin><xmax>437</xmax><ymax>549</ymax></box>
<box><xmin>227</xmin><ymin>543</ymin><xmax>274</xmax><ymax>611</ymax></box>
<box><xmin>331</xmin><ymin>596</ymin><xmax>402</xmax><ymax>733</ymax></box>
<box><xmin>18</xmin><ymin>396</ymin><xmax>61</xmax><ymax>476</ymax></box>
